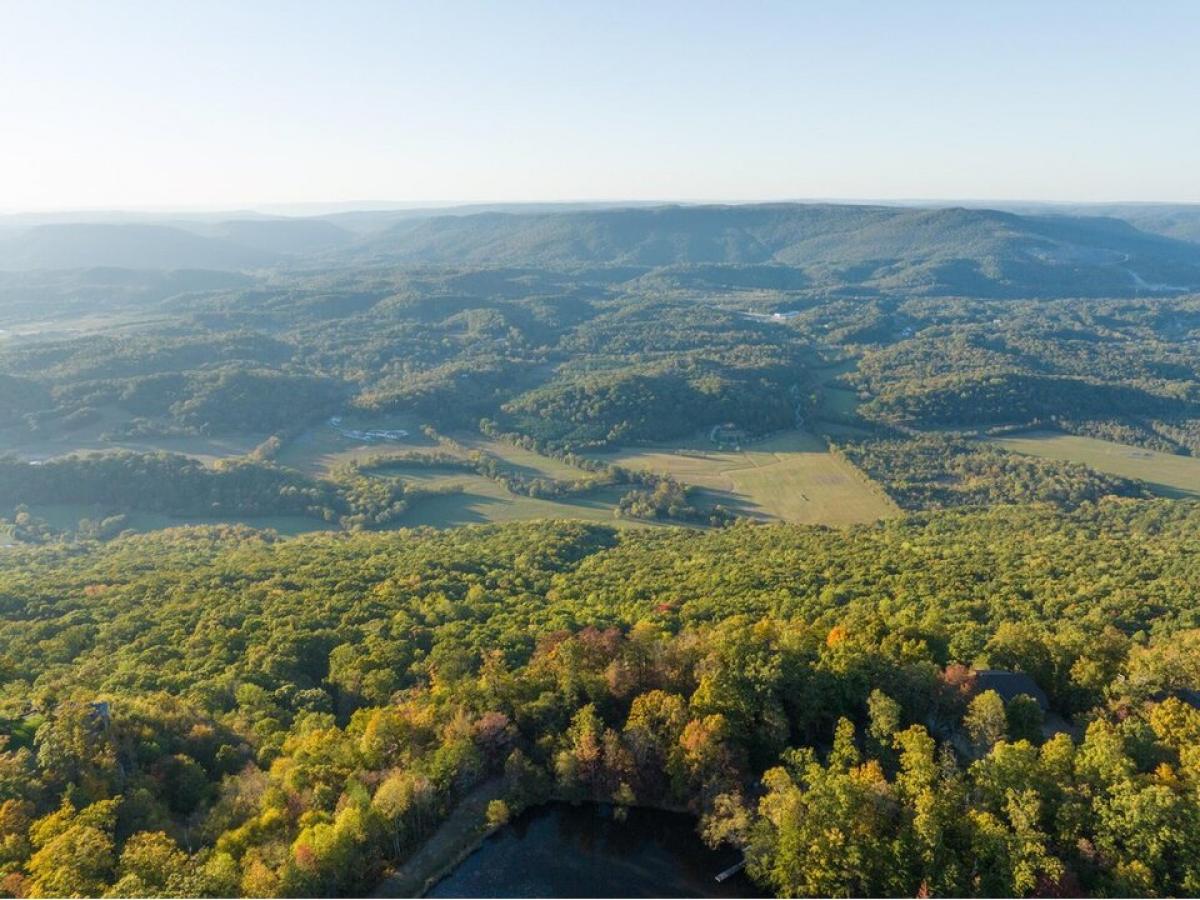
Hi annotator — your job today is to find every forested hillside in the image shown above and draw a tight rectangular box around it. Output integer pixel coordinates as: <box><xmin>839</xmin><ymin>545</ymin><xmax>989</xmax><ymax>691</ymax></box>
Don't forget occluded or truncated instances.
<box><xmin>5</xmin><ymin>204</ymin><xmax>1200</xmax><ymax>297</ymax></box>
<box><xmin>0</xmin><ymin>503</ymin><xmax>1199</xmax><ymax>896</ymax></box>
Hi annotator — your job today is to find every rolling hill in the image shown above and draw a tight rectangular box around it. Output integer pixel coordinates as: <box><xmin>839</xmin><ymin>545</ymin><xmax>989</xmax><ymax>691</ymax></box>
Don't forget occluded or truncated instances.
<box><xmin>0</xmin><ymin>219</ymin><xmax>354</xmax><ymax>271</ymax></box>
<box><xmin>350</xmin><ymin>203</ymin><xmax>1200</xmax><ymax>296</ymax></box>
<box><xmin>0</xmin><ymin>223</ymin><xmax>279</xmax><ymax>271</ymax></box>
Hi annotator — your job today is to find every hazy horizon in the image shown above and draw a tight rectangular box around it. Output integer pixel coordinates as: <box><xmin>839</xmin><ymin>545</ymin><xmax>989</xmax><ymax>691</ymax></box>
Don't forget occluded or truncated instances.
<box><xmin>5</xmin><ymin>196</ymin><xmax>1200</xmax><ymax>221</ymax></box>
<box><xmin>4</xmin><ymin>0</ymin><xmax>1199</xmax><ymax>211</ymax></box>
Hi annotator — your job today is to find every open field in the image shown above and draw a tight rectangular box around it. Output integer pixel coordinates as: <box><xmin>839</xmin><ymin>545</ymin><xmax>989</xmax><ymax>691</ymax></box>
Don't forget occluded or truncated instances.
<box><xmin>592</xmin><ymin>429</ymin><xmax>899</xmax><ymax>525</ymax></box>
<box><xmin>3</xmin><ymin>412</ymin><xmax>896</xmax><ymax>530</ymax></box>
<box><xmin>448</xmin><ymin>433</ymin><xmax>587</xmax><ymax>481</ymax></box>
<box><xmin>394</xmin><ymin>477</ymin><xmax>656</xmax><ymax>529</ymax></box>
<box><xmin>280</xmin><ymin>421</ymin><xmax>636</xmax><ymax>525</ymax></box>
<box><xmin>275</xmin><ymin>414</ymin><xmax>432</xmax><ymax>474</ymax></box>
<box><xmin>364</xmin><ymin>459</ymin><xmax>659</xmax><ymax>529</ymax></box>
<box><xmin>19</xmin><ymin>503</ymin><xmax>330</xmax><ymax>536</ymax></box>
<box><xmin>811</xmin><ymin>357</ymin><xmax>865</xmax><ymax>424</ymax></box>
<box><xmin>273</xmin><ymin>422</ymin><xmax>590</xmax><ymax>487</ymax></box>
<box><xmin>819</xmin><ymin>387</ymin><xmax>862</xmax><ymax>420</ymax></box>
<box><xmin>0</xmin><ymin>406</ymin><xmax>265</xmax><ymax>464</ymax></box>
<box><xmin>989</xmin><ymin>431</ymin><xmax>1200</xmax><ymax>499</ymax></box>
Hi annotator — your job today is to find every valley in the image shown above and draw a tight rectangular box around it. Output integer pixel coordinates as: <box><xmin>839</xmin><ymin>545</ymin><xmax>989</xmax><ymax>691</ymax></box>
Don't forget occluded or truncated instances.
<box><xmin>3</xmin><ymin>201</ymin><xmax>1200</xmax><ymax>900</ymax></box>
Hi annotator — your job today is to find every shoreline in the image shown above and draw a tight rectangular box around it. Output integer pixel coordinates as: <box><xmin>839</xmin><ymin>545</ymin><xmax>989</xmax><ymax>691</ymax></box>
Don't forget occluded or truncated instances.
<box><xmin>371</xmin><ymin>785</ymin><xmax>719</xmax><ymax>898</ymax></box>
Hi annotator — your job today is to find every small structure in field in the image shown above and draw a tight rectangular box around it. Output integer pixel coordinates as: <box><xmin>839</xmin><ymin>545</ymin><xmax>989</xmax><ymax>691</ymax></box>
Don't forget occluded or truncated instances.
<box><xmin>329</xmin><ymin>417</ymin><xmax>409</xmax><ymax>443</ymax></box>
<box><xmin>710</xmin><ymin>423</ymin><xmax>749</xmax><ymax>449</ymax></box>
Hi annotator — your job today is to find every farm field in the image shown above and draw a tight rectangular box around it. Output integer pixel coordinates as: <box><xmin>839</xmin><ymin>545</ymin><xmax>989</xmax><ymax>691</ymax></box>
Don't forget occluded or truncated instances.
<box><xmin>988</xmin><ymin>431</ymin><xmax>1200</xmax><ymax>499</ymax></box>
<box><xmin>448</xmin><ymin>433</ymin><xmax>586</xmax><ymax>481</ymax></box>
<box><xmin>279</xmin><ymin>430</ymin><xmax>659</xmax><ymax>528</ymax></box>
<box><xmin>593</xmin><ymin>429</ymin><xmax>899</xmax><ymax>525</ymax></box>
<box><xmin>20</xmin><ymin>503</ymin><xmax>330</xmax><ymax>536</ymax></box>
<box><xmin>389</xmin><ymin>476</ymin><xmax>655</xmax><ymax>529</ymax></box>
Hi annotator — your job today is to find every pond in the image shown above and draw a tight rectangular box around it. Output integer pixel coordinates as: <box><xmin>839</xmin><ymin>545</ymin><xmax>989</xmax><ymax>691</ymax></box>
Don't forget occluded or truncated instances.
<box><xmin>427</xmin><ymin>803</ymin><xmax>763</xmax><ymax>898</ymax></box>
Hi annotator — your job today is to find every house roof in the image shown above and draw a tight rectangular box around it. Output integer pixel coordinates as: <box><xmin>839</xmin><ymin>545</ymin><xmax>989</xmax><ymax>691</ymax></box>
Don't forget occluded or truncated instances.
<box><xmin>972</xmin><ymin>669</ymin><xmax>1049</xmax><ymax>710</ymax></box>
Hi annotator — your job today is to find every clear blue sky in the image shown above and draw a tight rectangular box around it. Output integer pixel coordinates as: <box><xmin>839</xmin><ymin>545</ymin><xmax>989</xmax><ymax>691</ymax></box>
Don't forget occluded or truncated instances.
<box><xmin>2</xmin><ymin>0</ymin><xmax>1198</xmax><ymax>211</ymax></box>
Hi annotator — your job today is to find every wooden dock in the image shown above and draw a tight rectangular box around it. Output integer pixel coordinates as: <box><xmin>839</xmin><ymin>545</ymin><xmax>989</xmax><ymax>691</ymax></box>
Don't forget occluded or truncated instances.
<box><xmin>714</xmin><ymin>857</ymin><xmax>747</xmax><ymax>883</ymax></box>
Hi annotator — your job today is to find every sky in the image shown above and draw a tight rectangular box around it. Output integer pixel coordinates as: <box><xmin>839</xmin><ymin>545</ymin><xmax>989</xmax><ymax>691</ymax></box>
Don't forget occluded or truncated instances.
<box><xmin>1</xmin><ymin>0</ymin><xmax>1198</xmax><ymax>212</ymax></box>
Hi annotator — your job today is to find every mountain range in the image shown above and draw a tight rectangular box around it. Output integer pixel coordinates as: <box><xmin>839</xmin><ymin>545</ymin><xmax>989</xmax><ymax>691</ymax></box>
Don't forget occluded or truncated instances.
<box><xmin>2</xmin><ymin>202</ymin><xmax>1200</xmax><ymax>298</ymax></box>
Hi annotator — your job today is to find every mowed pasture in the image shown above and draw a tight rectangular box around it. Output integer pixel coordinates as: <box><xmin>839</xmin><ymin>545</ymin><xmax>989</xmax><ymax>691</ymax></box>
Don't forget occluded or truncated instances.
<box><xmin>593</xmin><ymin>430</ymin><xmax>899</xmax><ymax>525</ymax></box>
<box><xmin>22</xmin><ymin>503</ymin><xmax>330</xmax><ymax>536</ymax></box>
<box><xmin>989</xmin><ymin>431</ymin><xmax>1200</xmax><ymax>499</ymax></box>
<box><xmin>378</xmin><ymin>471</ymin><xmax>655</xmax><ymax>529</ymax></box>
<box><xmin>290</xmin><ymin>426</ymin><xmax>661</xmax><ymax>529</ymax></box>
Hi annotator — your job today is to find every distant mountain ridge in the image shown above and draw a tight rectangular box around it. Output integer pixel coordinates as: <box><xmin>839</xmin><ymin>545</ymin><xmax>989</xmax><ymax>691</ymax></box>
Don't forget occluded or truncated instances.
<box><xmin>352</xmin><ymin>203</ymin><xmax>1200</xmax><ymax>297</ymax></box>
<box><xmin>0</xmin><ymin>223</ymin><xmax>278</xmax><ymax>271</ymax></box>
<box><xmin>2</xmin><ymin>202</ymin><xmax>1200</xmax><ymax>298</ymax></box>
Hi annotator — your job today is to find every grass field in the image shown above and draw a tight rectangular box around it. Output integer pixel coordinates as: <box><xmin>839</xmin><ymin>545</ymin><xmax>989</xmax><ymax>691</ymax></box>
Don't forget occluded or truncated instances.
<box><xmin>284</xmin><ymin>424</ymin><xmax>657</xmax><ymax>528</ymax></box>
<box><xmin>399</xmin><ymin>478</ymin><xmax>654</xmax><ymax>529</ymax></box>
<box><xmin>811</xmin><ymin>357</ymin><xmax>865</xmax><ymax>424</ymax></box>
<box><xmin>0</xmin><ymin>406</ymin><xmax>265</xmax><ymax>464</ymax></box>
<box><xmin>448</xmin><ymin>434</ymin><xmax>586</xmax><ymax>481</ymax></box>
<box><xmin>5</xmin><ymin>412</ymin><xmax>897</xmax><ymax>531</ymax></box>
<box><xmin>989</xmin><ymin>431</ymin><xmax>1200</xmax><ymax>499</ymax></box>
<box><xmin>593</xmin><ymin>429</ymin><xmax>898</xmax><ymax>525</ymax></box>
<box><xmin>275</xmin><ymin>414</ymin><xmax>432</xmax><ymax>475</ymax></box>
<box><xmin>362</xmin><ymin>459</ymin><xmax>657</xmax><ymax>529</ymax></box>
<box><xmin>22</xmin><ymin>503</ymin><xmax>330</xmax><ymax>536</ymax></box>
<box><xmin>819</xmin><ymin>387</ymin><xmax>862</xmax><ymax>421</ymax></box>
<box><xmin>278</xmin><ymin>421</ymin><xmax>591</xmax><ymax>482</ymax></box>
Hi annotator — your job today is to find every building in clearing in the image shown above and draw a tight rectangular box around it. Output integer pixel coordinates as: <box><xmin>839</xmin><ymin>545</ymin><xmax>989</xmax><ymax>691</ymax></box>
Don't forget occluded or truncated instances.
<box><xmin>970</xmin><ymin>669</ymin><xmax>1049</xmax><ymax>710</ymax></box>
<box><xmin>329</xmin><ymin>417</ymin><xmax>409</xmax><ymax>443</ymax></box>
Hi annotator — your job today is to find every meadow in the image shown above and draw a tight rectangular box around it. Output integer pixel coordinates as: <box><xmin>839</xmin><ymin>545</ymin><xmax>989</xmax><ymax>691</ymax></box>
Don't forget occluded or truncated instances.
<box><xmin>593</xmin><ymin>429</ymin><xmax>898</xmax><ymax>525</ymax></box>
<box><xmin>276</xmin><ymin>422</ymin><xmax>658</xmax><ymax>529</ymax></box>
<box><xmin>18</xmin><ymin>502</ymin><xmax>330</xmax><ymax>536</ymax></box>
<box><xmin>0</xmin><ymin>405</ymin><xmax>264</xmax><ymax>464</ymax></box>
<box><xmin>989</xmin><ymin>431</ymin><xmax>1200</xmax><ymax>499</ymax></box>
<box><xmin>273</xmin><ymin>414</ymin><xmax>431</xmax><ymax>474</ymax></box>
<box><xmin>378</xmin><ymin>473</ymin><xmax>650</xmax><ymax>529</ymax></box>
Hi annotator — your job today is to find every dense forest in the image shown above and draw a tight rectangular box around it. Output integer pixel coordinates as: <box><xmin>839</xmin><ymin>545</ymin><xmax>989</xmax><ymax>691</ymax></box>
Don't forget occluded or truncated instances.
<box><xmin>0</xmin><ymin>503</ymin><xmax>1199</xmax><ymax>896</ymax></box>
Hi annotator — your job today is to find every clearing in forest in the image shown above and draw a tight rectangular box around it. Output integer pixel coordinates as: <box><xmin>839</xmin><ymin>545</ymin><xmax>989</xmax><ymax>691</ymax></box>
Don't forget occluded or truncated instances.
<box><xmin>382</xmin><ymin>475</ymin><xmax>652</xmax><ymax>529</ymax></box>
<box><xmin>594</xmin><ymin>429</ymin><xmax>898</xmax><ymax>525</ymax></box>
<box><xmin>0</xmin><ymin>405</ymin><xmax>265</xmax><ymax>465</ymax></box>
<box><xmin>275</xmin><ymin>414</ymin><xmax>430</xmax><ymax>475</ymax></box>
<box><xmin>989</xmin><ymin>431</ymin><xmax>1200</xmax><ymax>499</ymax></box>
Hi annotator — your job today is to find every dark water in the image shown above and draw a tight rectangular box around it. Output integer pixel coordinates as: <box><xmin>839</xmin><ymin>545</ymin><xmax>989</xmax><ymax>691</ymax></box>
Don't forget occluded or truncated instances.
<box><xmin>427</xmin><ymin>803</ymin><xmax>763</xmax><ymax>898</ymax></box>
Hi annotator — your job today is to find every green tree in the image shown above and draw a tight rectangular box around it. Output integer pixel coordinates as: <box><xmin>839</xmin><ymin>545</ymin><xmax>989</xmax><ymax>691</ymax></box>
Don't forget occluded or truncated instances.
<box><xmin>964</xmin><ymin>690</ymin><xmax>1008</xmax><ymax>755</ymax></box>
<box><xmin>1006</xmin><ymin>694</ymin><xmax>1045</xmax><ymax>744</ymax></box>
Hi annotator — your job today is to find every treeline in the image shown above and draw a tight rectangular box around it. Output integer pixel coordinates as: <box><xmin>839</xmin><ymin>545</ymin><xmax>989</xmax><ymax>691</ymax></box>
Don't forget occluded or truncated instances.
<box><xmin>861</xmin><ymin>372</ymin><xmax>1195</xmax><ymax>430</ymax></box>
<box><xmin>0</xmin><ymin>451</ymin><xmax>448</xmax><ymax>533</ymax></box>
<box><xmin>354</xmin><ymin>357</ymin><xmax>530</xmax><ymax>431</ymax></box>
<box><xmin>472</xmin><ymin>423</ymin><xmax>735</xmax><ymax>523</ymax></box>
<box><xmin>615</xmin><ymin>479</ymin><xmax>735</xmax><ymax>526</ymax></box>
<box><xmin>831</xmin><ymin>434</ymin><xmax>1149</xmax><ymax>510</ymax></box>
<box><xmin>0</xmin><ymin>377</ymin><xmax>51</xmax><ymax>431</ymax></box>
<box><xmin>406</xmin><ymin>430</ymin><xmax>618</xmax><ymax>500</ymax></box>
<box><xmin>502</xmin><ymin>361</ymin><xmax>802</xmax><ymax>448</ymax></box>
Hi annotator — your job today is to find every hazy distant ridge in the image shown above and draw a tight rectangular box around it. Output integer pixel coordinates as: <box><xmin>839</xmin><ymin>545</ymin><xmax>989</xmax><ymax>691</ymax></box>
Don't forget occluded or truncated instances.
<box><xmin>2</xmin><ymin>203</ymin><xmax>1200</xmax><ymax>297</ymax></box>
